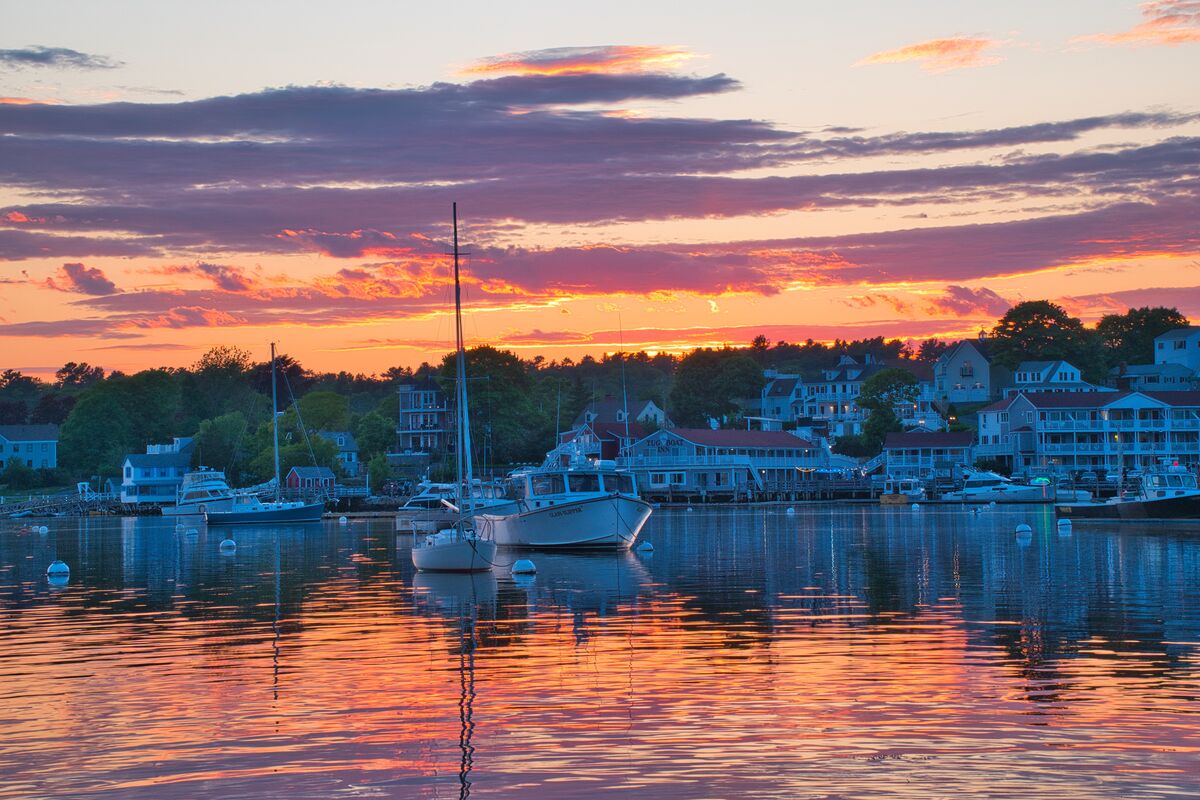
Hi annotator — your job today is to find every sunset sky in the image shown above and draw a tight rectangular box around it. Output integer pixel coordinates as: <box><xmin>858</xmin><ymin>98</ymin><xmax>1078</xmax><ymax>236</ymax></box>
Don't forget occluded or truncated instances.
<box><xmin>2</xmin><ymin>0</ymin><xmax>1199</xmax><ymax>376</ymax></box>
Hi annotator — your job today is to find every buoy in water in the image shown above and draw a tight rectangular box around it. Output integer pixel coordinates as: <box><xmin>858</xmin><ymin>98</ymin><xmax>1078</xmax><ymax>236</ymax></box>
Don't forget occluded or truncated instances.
<box><xmin>38</xmin><ymin>525</ymin><xmax>49</xmax><ymax>534</ymax></box>
<box><xmin>511</xmin><ymin>559</ymin><xmax>537</xmax><ymax>575</ymax></box>
<box><xmin>46</xmin><ymin>560</ymin><xmax>70</xmax><ymax>578</ymax></box>
<box><xmin>637</xmin><ymin>541</ymin><xmax>654</xmax><ymax>553</ymax></box>
<box><xmin>175</xmin><ymin>522</ymin><xmax>185</xmax><ymax>532</ymax></box>
<box><xmin>219</xmin><ymin>538</ymin><xmax>237</xmax><ymax>552</ymax></box>
<box><xmin>786</xmin><ymin>507</ymin><xmax>795</xmax><ymax>515</ymax></box>
<box><xmin>1057</xmin><ymin>518</ymin><xmax>1072</xmax><ymax>534</ymax></box>
<box><xmin>687</xmin><ymin>507</ymin><xmax>694</xmax><ymax>512</ymax></box>
<box><xmin>989</xmin><ymin>501</ymin><xmax>997</xmax><ymax>507</ymax></box>
<box><xmin>911</xmin><ymin>503</ymin><xmax>920</xmax><ymax>511</ymax></box>
<box><xmin>186</xmin><ymin>528</ymin><xmax>198</xmax><ymax>536</ymax></box>
<box><xmin>338</xmin><ymin>515</ymin><xmax>348</xmax><ymax>525</ymax></box>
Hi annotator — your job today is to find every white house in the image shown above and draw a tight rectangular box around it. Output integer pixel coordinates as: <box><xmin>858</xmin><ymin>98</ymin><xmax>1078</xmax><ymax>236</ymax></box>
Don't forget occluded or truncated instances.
<box><xmin>620</xmin><ymin>427</ymin><xmax>820</xmax><ymax>499</ymax></box>
<box><xmin>932</xmin><ymin>337</ymin><xmax>1009</xmax><ymax>407</ymax></box>
<box><xmin>0</xmin><ymin>424</ymin><xmax>58</xmax><ymax>471</ymax></box>
<box><xmin>573</xmin><ymin>396</ymin><xmax>669</xmax><ymax>428</ymax></box>
<box><xmin>761</xmin><ymin>372</ymin><xmax>803</xmax><ymax>423</ymax></box>
<box><xmin>1005</xmin><ymin>360</ymin><xmax>1112</xmax><ymax>396</ymax></box>
<box><xmin>883</xmin><ymin>431</ymin><xmax>974</xmax><ymax>481</ymax></box>
<box><xmin>1111</xmin><ymin>362</ymin><xmax>1196</xmax><ymax>392</ymax></box>
<box><xmin>975</xmin><ymin>391</ymin><xmax>1200</xmax><ymax>474</ymax></box>
<box><xmin>1155</xmin><ymin>327</ymin><xmax>1200</xmax><ymax>372</ymax></box>
<box><xmin>121</xmin><ymin>437</ymin><xmax>194</xmax><ymax>504</ymax></box>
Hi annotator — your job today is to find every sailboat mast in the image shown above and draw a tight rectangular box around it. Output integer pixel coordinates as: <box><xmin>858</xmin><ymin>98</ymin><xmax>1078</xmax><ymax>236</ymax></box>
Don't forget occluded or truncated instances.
<box><xmin>453</xmin><ymin>203</ymin><xmax>474</xmax><ymax>516</ymax></box>
<box><xmin>271</xmin><ymin>341</ymin><xmax>281</xmax><ymax>502</ymax></box>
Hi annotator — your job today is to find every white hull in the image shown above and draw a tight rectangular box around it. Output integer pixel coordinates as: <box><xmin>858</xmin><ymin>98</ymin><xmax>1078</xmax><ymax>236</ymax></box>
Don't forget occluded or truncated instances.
<box><xmin>480</xmin><ymin>495</ymin><xmax>652</xmax><ymax>550</ymax></box>
<box><xmin>942</xmin><ymin>486</ymin><xmax>1089</xmax><ymax>503</ymax></box>
<box><xmin>395</xmin><ymin>500</ymin><xmax>520</xmax><ymax>532</ymax></box>
<box><xmin>411</xmin><ymin>530</ymin><xmax>496</xmax><ymax>572</ymax></box>
<box><xmin>162</xmin><ymin>498</ymin><xmax>237</xmax><ymax>517</ymax></box>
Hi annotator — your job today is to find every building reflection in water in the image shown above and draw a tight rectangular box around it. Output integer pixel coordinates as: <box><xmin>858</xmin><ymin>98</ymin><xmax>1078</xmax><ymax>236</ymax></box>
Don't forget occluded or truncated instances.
<box><xmin>0</xmin><ymin>508</ymin><xmax>1198</xmax><ymax>798</ymax></box>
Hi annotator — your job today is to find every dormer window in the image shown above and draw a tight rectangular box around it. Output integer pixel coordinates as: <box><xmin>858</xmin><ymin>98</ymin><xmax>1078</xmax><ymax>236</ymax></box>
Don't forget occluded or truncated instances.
<box><xmin>960</xmin><ymin>361</ymin><xmax>974</xmax><ymax>378</ymax></box>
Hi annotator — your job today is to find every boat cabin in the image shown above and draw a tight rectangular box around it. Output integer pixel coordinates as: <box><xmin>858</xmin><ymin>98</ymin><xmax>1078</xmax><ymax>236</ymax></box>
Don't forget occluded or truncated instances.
<box><xmin>504</xmin><ymin>469</ymin><xmax>637</xmax><ymax>509</ymax></box>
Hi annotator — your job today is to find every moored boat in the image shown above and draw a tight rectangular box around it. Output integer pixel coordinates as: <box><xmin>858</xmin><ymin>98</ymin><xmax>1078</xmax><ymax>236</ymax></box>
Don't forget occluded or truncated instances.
<box><xmin>942</xmin><ymin>470</ymin><xmax>1088</xmax><ymax>504</ymax></box>
<box><xmin>478</xmin><ymin>462</ymin><xmax>652</xmax><ymax>550</ymax></box>
<box><xmin>162</xmin><ymin>467</ymin><xmax>236</xmax><ymax>517</ymax></box>
<box><xmin>880</xmin><ymin>477</ymin><xmax>924</xmax><ymax>505</ymax></box>
<box><xmin>1056</xmin><ymin>462</ymin><xmax>1200</xmax><ymax>519</ymax></box>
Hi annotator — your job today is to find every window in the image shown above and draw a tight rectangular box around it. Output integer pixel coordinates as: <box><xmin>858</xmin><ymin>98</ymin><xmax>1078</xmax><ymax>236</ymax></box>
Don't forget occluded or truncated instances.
<box><xmin>568</xmin><ymin>473</ymin><xmax>600</xmax><ymax>493</ymax></box>
<box><xmin>531</xmin><ymin>474</ymin><xmax>565</xmax><ymax>495</ymax></box>
<box><xmin>1175</xmin><ymin>340</ymin><xmax>1186</xmax><ymax>350</ymax></box>
<box><xmin>960</xmin><ymin>361</ymin><xmax>974</xmax><ymax>378</ymax></box>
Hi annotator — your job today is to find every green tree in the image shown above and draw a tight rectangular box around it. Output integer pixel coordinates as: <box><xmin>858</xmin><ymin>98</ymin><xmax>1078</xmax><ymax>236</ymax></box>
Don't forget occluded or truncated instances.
<box><xmin>668</xmin><ymin>349</ymin><xmax>766</xmax><ymax>427</ymax></box>
<box><xmin>367</xmin><ymin>453</ymin><xmax>391</xmax><ymax>492</ymax></box>
<box><xmin>59</xmin><ymin>391</ymin><xmax>134</xmax><ymax>477</ymax></box>
<box><xmin>1</xmin><ymin>459</ymin><xmax>39</xmax><ymax>490</ymax></box>
<box><xmin>990</xmin><ymin>301</ymin><xmax>1105</xmax><ymax>381</ymax></box>
<box><xmin>193</xmin><ymin>411</ymin><xmax>250</xmax><ymax>482</ymax></box>
<box><xmin>352</xmin><ymin>412</ymin><xmax>395</xmax><ymax>461</ymax></box>
<box><xmin>1095</xmin><ymin>306</ymin><xmax>1189</xmax><ymax>367</ymax></box>
<box><xmin>55</xmin><ymin>362</ymin><xmax>105</xmax><ymax>389</ymax></box>
<box><xmin>297</xmin><ymin>391</ymin><xmax>351</xmax><ymax>432</ymax></box>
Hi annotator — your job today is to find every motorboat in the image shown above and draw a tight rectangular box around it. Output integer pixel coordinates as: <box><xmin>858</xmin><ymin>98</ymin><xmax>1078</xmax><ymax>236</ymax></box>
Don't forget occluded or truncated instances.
<box><xmin>1056</xmin><ymin>462</ymin><xmax>1200</xmax><ymax>519</ymax></box>
<box><xmin>880</xmin><ymin>478</ymin><xmax>925</xmax><ymax>505</ymax></box>
<box><xmin>162</xmin><ymin>467</ymin><xmax>236</xmax><ymax>517</ymax></box>
<box><xmin>395</xmin><ymin>479</ymin><xmax>518</xmax><ymax>532</ymax></box>
<box><xmin>411</xmin><ymin>204</ymin><xmax>496</xmax><ymax>573</ymax></box>
<box><xmin>477</xmin><ymin>459</ymin><xmax>652</xmax><ymax>550</ymax></box>
<box><xmin>941</xmin><ymin>470</ymin><xmax>1089</xmax><ymax>504</ymax></box>
<box><xmin>205</xmin><ymin>343</ymin><xmax>325</xmax><ymax>526</ymax></box>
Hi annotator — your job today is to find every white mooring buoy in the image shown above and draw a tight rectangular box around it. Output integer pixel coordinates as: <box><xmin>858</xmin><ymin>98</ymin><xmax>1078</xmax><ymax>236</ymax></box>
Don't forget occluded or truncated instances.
<box><xmin>1016</xmin><ymin>523</ymin><xmax>1032</xmax><ymax>534</ymax></box>
<box><xmin>186</xmin><ymin>527</ymin><xmax>198</xmax><ymax>536</ymax></box>
<box><xmin>786</xmin><ymin>507</ymin><xmax>795</xmax><ymax>515</ymax></box>
<box><xmin>911</xmin><ymin>503</ymin><xmax>920</xmax><ymax>511</ymax></box>
<box><xmin>38</xmin><ymin>525</ymin><xmax>49</xmax><ymax>534</ymax></box>
<box><xmin>511</xmin><ymin>559</ymin><xmax>537</xmax><ymax>575</ymax></box>
<box><xmin>338</xmin><ymin>515</ymin><xmax>348</xmax><ymax>525</ymax></box>
<box><xmin>46</xmin><ymin>559</ymin><xmax>70</xmax><ymax>578</ymax></box>
<box><xmin>219</xmin><ymin>538</ymin><xmax>237</xmax><ymax>553</ymax></box>
<box><xmin>637</xmin><ymin>541</ymin><xmax>654</xmax><ymax>553</ymax></box>
<box><xmin>1057</xmin><ymin>518</ymin><xmax>1072</xmax><ymax>534</ymax></box>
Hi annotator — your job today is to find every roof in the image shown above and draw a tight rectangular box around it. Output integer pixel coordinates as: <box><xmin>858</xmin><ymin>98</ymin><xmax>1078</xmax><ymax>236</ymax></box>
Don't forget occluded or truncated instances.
<box><xmin>1143</xmin><ymin>391</ymin><xmax>1200</xmax><ymax>407</ymax></box>
<box><xmin>125</xmin><ymin>451</ymin><xmax>191</xmax><ymax>468</ymax></box>
<box><xmin>0</xmin><ymin>424</ymin><xmax>58</xmax><ymax>442</ymax></box>
<box><xmin>287</xmin><ymin>466</ymin><xmax>335</xmax><ymax>479</ymax></box>
<box><xmin>939</xmin><ymin>338</ymin><xmax>994</xmax><ymax>364</ymax></box>
<box><xmin>318</xmin><ymin>430</ymin><xmax>358</xmax><ymax>451</ymax></box>
<box><xmin>591</xmin><ymin>421</ymin><xmax>646</xmax><ymax>441</ymax></box>
<box><xmin>1016</xmin><ymin>360</ymin><xmax>1060</xmax><ymax>372</ymax></box>
<box><xmin>765</xmin><ymin>377</ymin><xmax>798</xmax><ymax>397</ymax></box>
<box><xmin>1021</xmin><ymin>391</ymin><xmax>1132</xmax><ymax>408</ymax></box>
<box><xmin>1110</xmin><ymin>363</ymin><xmax>1194</xmax><ymax>376</ymax></box>
<box><xmin>666</xmin><ymin>428</ymin><xmax>817</xmax><ymax>449</ymax></box>
<box><xmin>884</xmin><ymin>431</ymin><xmax>974</xmax><ymax>449</ymax></box>
<box><xmin>1156</xmin><ymin>327</ymin><xmax>1200</xmax><ymax>341</ymax></box>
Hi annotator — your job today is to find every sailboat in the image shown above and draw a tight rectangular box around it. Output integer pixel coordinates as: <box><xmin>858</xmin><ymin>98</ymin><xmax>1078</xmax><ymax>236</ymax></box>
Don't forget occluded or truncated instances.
<box><xmin>411</xmin><ymin>204</ymin><xmax>498</xmax><ymax>572</ymax></box>
<box><xmin>204</xmin><ymin>342</ymin><xmax>326</xmax><ymax>526</ymax></box>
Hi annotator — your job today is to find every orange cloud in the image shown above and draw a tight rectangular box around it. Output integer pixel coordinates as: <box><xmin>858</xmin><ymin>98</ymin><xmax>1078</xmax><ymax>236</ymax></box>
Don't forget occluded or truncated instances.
<box><xmin>857</xmin><ymin>37</ymin><xmax>1001</xmax><ymax>72</ymax></box>
<box><xmin>1074</xmin><ymin>0</ymin><xmax>1200</xmax><ymax>46</ymax></box>
<box><xmin>462</xmin><ymin>45</ymin><xmax>697</xmax><ymax>76</ymax></box>
<box><xmin>0</xmin><ymin>96</ymin><xmax>43</xmax><ymax>105</ymax></box>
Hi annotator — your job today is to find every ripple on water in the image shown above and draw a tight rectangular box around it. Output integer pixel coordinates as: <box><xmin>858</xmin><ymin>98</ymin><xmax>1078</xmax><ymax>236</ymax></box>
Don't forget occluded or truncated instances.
<box><xmin>0</xmin><ymin>509</ymin><xmax>1198</xmax><ymax>798</ymax></box>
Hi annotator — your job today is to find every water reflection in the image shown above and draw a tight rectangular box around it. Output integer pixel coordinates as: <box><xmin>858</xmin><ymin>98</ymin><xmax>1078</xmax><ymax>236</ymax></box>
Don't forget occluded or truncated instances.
<box><xmin>0</xmin><ymin>508</ymin><xmax>1198</xmax><ymax>798</ymax></box>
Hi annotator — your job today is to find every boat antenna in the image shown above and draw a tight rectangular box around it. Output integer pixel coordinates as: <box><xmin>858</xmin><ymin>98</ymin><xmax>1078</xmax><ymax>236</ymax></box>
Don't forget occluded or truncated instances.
<box><xmin>453</xmin><ymin>203</ymin><xmax>475</xmax><ymax>522</ymax></box>
<box><xmin>619</xmin><ymin>313</ymin><xmax>630</xmax><ymax>449</ymax></box>
<box><xmin>271</xmin><ymin>341</ymin><xmax>281</xmax><ymax>502</ymax></box>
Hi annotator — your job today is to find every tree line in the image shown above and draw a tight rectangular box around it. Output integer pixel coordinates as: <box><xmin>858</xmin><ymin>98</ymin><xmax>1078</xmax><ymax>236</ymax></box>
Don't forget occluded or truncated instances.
<box><xmin>0</xmin><ymin>302</ymin><xmax>1188</xmax><ymax>489</ymax></box>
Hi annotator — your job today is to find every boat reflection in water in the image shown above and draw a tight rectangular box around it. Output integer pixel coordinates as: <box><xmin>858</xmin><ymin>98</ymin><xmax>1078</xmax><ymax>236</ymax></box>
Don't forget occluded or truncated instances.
<box><xmin>3</xmin><ymin>510</ymin><xmax>1200</xmax><ymax>799</ymax></box>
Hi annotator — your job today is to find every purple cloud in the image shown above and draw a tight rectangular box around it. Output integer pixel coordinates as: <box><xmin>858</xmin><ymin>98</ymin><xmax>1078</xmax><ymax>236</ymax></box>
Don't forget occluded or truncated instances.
<box><xmin>43</xmin><ymin>262</ymin><xmax>120</xmax><ymax>295</ymax></box>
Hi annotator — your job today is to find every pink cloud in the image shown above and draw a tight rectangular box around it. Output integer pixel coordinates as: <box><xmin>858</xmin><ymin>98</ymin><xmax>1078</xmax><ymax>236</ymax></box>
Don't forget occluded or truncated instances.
<box><xmin>856</xmin><ymin>37</ymin><xmax>1001</xmax><ymax>72</ymax></box>
<box><xmin>1075</xmin><ymin>1</ymin><xmax>1200</xmax><ymax>46</ymax></box>
<box><xmin>462</xmin><ymin>45</ymin><xmax>697</xmax><ymax>76</ymax></box>
<box><xmin>925</xmin><ymin>285</ymin><xmax>1011</xmax><ymax>317</ymax></box>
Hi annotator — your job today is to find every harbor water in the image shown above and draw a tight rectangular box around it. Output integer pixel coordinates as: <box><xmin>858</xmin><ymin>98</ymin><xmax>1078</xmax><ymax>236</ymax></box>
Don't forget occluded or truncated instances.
<box><xmin>1</xmin><ymin>507</ymin><xmax>1198</xmax><ymax>799</ymax></box>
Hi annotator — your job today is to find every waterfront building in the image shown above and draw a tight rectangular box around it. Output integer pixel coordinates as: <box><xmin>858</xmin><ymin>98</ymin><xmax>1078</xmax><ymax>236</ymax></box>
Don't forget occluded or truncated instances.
<box><xmin>1004</xmin><ymin>360</ymin><xmax>1112</xmax><ymax>396</ymax></box>
<box><xmin>552</xmin><ymin>420</ymin><xmax>646</xmax><ymax>464</ymax></box>
<box><xmin>0</xmin><ymin>424</ymin><xmax>58</xmax><ymax>471</ymax></box>
<box><xmin>761</xmin><ymin>372</ymin><xmax>804</xmax><ymax>423</ymax></box>
<box><xmin>974</xmin><ymin>390</ymin><xmax>1200</xmax><ymax>473</ymax></box>
<box><xmin>882</xmin><ymin>430</ymin><xmax>975</xmax><ymax>481</ymax></box>
<box><xmin>932</xmin><ymin>336</ymin><xmax>1009</xmax><ymax>407</ymax></box>
<box><xmin>395</xmin><ymin>379</ymin><xmax>452</xmax><ymax>468</ymax></box>
<box><xmin>1155</xmin><ymin>327</ymin><xmax>1200</xmax><ymax>371</ymax></box>
<box><xmin>573</xmin><ymin>396</ymin><xmax>669</xmax><ymax>428</ymax></box>
<box><xmin>285</xmin><ymin>466</ymin><xmax>335</xmax><ymax>493</ymax></box>
<box><xmin>317</xmin><ymin>430</ymin><xmax>360</xmax><ymax>477</ymax></box>
<box><xmin>1111</xmin><ymin>362</ymin><xmax>1196</xmax><ymax>392</ymax></box>
<box><xmin>792</xmin><ymin>357</ymin><xmax>943</xmax><ymax>437</ymax></box>
<box><xmin>620</xmin><ymin>427</ymin><xmax>820</xmax><ymax>499</ymax></box>
<box><xmin>120</xmin><ymin>437</ymin><xmax>194</xmax><ymax>504</ymax></box>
